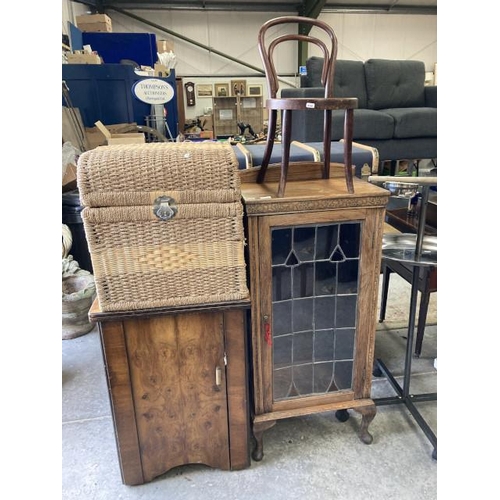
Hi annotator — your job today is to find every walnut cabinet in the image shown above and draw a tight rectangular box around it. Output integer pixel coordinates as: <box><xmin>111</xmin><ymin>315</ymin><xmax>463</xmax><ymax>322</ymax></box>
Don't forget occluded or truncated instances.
<box><xmin>90</xmin><ymin>301</ymin><xmax>251</xmax><ymax>485</ymax></box>
<box><xmin>239</xmin><ymin>167</ymin><xmax>389</xmax><ymax>460</ymax></box>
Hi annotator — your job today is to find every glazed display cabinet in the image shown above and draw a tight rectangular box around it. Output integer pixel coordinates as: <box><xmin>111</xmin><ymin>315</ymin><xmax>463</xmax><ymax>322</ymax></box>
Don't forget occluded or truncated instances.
<box><xmin>213</xmin><ymin>95</ymin><xmax>264</xmax><ymax>137</ymax></box>
<box><xmin>239</xmin><ymin>166</ymin><xmax>389</xmax><ymax>460</ymax></box>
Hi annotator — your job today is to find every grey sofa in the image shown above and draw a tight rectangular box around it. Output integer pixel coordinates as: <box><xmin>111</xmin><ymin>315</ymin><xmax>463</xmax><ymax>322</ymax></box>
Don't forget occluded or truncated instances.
<box><xmin>281</xmin><ymin>58</ymin><xmax>437</xmax><ymax>164</ymax></box>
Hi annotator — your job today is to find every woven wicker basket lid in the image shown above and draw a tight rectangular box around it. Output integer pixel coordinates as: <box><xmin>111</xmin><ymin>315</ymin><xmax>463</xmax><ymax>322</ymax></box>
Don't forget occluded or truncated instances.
<box><xmin>77</xmin><ymin>142</ymin><xmax>242</xmax><ymax>207</ymax></box>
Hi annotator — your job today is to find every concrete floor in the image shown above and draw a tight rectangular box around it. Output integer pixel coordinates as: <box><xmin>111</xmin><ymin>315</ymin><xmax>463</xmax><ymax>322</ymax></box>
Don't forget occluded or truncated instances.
<box><xmin>62</xmin><ymin>319</ymin><xmax>437</xmax><ymax>500</ymax></box>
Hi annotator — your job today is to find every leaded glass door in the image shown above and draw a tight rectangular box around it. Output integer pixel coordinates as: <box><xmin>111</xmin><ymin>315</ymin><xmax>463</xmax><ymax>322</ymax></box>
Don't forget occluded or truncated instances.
<box><xmin>254</xmin><ymin>209</ymin><xmax>379</xmax><ymax>413</ymax></box>
<box><xmin>271</xmin><ymin>221</ymin><xmax>361</xmax><ymax>402</ymax></box>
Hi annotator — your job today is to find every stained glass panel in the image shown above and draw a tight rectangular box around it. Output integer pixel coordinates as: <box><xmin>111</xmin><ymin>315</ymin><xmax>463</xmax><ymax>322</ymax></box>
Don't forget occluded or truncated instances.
<box><xmin>271</xmin><ymin>222</ymin><xmax>361</xmax><ymax>401</ymax></box>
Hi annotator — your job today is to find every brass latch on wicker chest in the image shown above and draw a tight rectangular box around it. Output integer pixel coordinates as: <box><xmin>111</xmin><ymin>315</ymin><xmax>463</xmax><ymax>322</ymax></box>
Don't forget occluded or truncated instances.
<box><xmin>153</xmin><ymin>196</ymin><xmax>178</xmax><ymax>221</ymax></box>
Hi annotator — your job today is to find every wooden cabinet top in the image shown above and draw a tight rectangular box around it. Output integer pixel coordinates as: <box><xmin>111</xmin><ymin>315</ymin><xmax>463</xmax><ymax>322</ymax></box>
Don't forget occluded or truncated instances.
<box><xmin>89</xmin><ymin>298</ymin><xmax>251</xmax><ymax>323</ymax></box>
<box><xmin>239</xmin><ymin>165</ymin><xmax>389</xmax><ymax>215</ymax></box>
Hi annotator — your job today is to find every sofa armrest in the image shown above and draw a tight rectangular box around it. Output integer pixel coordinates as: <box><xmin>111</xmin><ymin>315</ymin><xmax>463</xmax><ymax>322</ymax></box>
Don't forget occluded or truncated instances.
<box><xmin>425</xmin><ymin>86</ymin><xmax>437</xmax><ymax>108</ymax></box>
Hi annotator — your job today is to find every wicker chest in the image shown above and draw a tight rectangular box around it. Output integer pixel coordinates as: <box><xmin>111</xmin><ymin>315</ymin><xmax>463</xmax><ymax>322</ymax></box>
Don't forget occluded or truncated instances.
<box><xmin>77</xmin><ymin>142</ymin><xmax>250</xmax><ymax>312</ymax></box>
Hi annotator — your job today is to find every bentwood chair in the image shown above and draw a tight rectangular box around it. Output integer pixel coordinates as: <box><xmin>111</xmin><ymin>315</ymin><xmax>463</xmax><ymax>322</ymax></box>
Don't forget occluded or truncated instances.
<box><xmin>256</xmin><ymin>16</ymin><xmax>358</xmax><ymax>197</ymax></box>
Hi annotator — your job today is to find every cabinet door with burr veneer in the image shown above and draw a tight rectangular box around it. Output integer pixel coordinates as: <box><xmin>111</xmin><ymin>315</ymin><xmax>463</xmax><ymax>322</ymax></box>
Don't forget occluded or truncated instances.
<box><xmin>240</xmin><ymin>166</ymin><xmax>389</xmax><ymax>460</ymax></box>
<box><xmin>90</xmin><ymin>302</ymin><xmax>251</xmax><ymax>485</ymax></box>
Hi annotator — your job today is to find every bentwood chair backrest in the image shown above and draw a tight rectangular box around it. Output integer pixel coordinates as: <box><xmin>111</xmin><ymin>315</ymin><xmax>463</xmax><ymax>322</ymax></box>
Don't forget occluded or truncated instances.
<box><xmin>255</xmin><ymin>16</ymin><xmax>357</xmax><ymax>197</ymax></box>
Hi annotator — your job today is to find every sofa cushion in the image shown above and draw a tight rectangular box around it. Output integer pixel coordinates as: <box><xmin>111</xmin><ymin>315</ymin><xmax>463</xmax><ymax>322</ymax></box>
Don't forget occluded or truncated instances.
<box><xmin>303</xmin><ymin>58</ymin><xmax>368</xmax><ymax>108</ymax></box>
<box><xmin>334</xmin><ymin>60</ymin><xmax>368</xmax><ymax>109</ymax></box>
<box><xmin>331</xmin><ymin>109</ymin><xmax>394</xmax><ymax>141</ymax></box>
<box><xmin>304</xmin><ymin>56</ymin><xmax>325</xmax><ymax>87</ymax></box>
<box><xmin>382</xmin><ymin>107</ymin><xmax>437</xmax><ymax>139</ymax></box>
<box><xmin>365</xmin><ymin>59</ymin><xmax>426</xmax><ymax>110</ymax></box>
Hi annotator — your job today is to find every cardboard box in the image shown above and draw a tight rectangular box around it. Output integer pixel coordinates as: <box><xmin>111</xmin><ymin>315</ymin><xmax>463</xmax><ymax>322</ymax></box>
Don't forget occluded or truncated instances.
<box><xmin>154</xmin><ymin>63</ymin><xmax>171</xmax><ymax>78</ymax></box>
<box><xmin>76</xmin><ymin>14</ymin><xmax>112</xmax><ymax>32</ymax></box>
<box><xmin>199</xmin><ymin>115</ymin><xmax>214</xmax><ymax>131</ymax></box>
<box><xmin>62</xmin><ymin>164</ymin><xmax>77</xmax><ymax>192</ymax></box>
<box><xmin>157</xmin><ymin>39</ymin><xmax>175</xmax><ymax>53</ymax></box>
<box><xmin>184</xmin><ymin>131</ymin><xmax>214</xmax><ymax>141</ymax></box>
<box><xmin>135</xmin><ymin>65</ymin><xmax>155</xmax><ymax>77</ymax></box>
<box><xmin>86</xmin><ymin>123</ymin><xmax>139</xmax><ymax>149</ymax></box>
<box><xmin>94</xmin><ymin>121</ymin><xmax>145</xmax><ymax>145</ymax></box>
<box><xmin>66</xmin><ymin>52</ymin><xmax>102</xmax><ymax>64</ymax></box>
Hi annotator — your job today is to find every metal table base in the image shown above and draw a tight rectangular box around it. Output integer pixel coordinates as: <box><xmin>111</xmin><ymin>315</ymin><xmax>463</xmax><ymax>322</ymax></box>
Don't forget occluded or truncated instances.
<box><xmin>373</xmin><ymin>266</ymin><xmax>437</xmax><ymax>459</ymax></box>
<box><xmin>370</xmin><ymin>180</ymin><xmax>437</xmax><ymax>460</ymax></box>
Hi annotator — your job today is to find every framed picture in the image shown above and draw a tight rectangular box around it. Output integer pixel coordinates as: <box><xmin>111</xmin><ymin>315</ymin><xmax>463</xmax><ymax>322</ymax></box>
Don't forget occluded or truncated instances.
<box><xmin>247</xmin><ymin>84</ymin><xmax>263</xmax><ymax>97</ymax></box>
<box><xmin>196</xmin><ymin>84</ymin><xmax>213</xmax><ymax>98</ymax></box>
<box><xmin>231</xmin><ymin>79</ymin><xmax>247</xmax><ymax>96</ymax></box>
<box><xmin>214</xmin><ymin>83</ymin><xmax>230</xmax><ymax>97</ymax></box>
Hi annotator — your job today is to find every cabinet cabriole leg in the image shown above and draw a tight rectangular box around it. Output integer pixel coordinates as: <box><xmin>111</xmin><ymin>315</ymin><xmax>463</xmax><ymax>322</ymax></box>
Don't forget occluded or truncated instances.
<box><xmin>251</xmin><ymin>420</ymin><xmax>276</xmax><ymax>461</ymax></box>
<box><xmin>353</xmin><ymin>404</ymin><xmax>376</xmax><ymax>444</ymax></box>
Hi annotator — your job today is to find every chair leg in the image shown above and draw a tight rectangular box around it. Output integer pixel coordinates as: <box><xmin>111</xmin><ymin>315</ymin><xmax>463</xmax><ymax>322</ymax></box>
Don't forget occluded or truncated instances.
<box><xmin>389</xmin><ymin>160</ymin><xmax>397</xmax><ymax>176</ymax></box>
<box><xmin>414</xmin><ymin>270</ymin><xmax>432</xmax><ymax>357</ymax></box>
<box><xmin>379</xmin><ymin>264</ymin><xmax>391</xmax><ymax>323</ymax></box>
<box><xmin>277</xmin><ymin>109</ymin><xmax>292</xmax><ymax>198</ymax></box>
<box><xmin>343</xmin><ymin>108</ymin><xmax>354</xmax><ymax>193</ymax></box>
<box><xmin>257</xmin><ymin>109</ymin><xmax>277</xmax><ymax>184</ymax></box>
<box><xmin>323</xmin><ymin>109</ymin><xmax>332</xmax><ymax>179</ymax></box>
<box><xmin>413</xmin><ymin>159</ymin><xmax>420</xmax><ymax>177</ymax></box>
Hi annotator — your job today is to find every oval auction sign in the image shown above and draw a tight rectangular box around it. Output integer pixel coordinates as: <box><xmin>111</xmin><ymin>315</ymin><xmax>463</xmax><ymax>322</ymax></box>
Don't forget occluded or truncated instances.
<box><xmin>132</xmin><ymin>78</ymin><xmax>175</xmax><ymax>104</ymax></box>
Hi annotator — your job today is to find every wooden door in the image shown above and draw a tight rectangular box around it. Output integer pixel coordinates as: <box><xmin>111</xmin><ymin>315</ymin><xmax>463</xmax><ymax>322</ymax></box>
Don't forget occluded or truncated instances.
<box><xmin>124</xmin><ymin>312</ymin><xmax>230</xmax><ymax>481</ymax></box>
<box><xmin>213</xmin><ymin>96</ymin><xmax>238</xmax><ymax>136</ymax></box>
<box><xmin>239</xmin><ymin>96</ymin><xmax>264</xmax><ymax>136</ymax></box>
<box><xmin>253</xmin><ymin>208</ymin><xmax>381</xmax><ymax>415</ymax></box>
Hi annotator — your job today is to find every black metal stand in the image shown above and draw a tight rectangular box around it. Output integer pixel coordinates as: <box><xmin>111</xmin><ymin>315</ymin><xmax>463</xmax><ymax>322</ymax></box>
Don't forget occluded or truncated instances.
<box><xmin>373</xmin><ymin>185</ymin><xmax>437</xmax><ymax>460</ymax></box>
